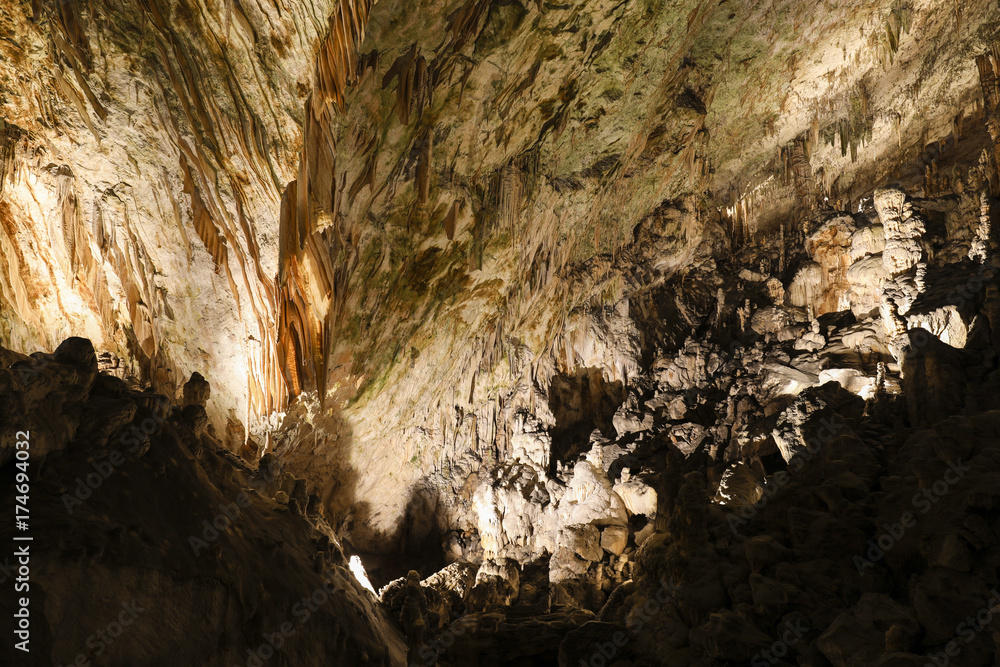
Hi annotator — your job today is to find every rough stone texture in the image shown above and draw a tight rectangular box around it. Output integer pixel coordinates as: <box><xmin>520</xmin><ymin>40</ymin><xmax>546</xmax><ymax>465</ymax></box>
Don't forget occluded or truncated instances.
<box><xmin>1</xmin><ymin>0</ymin><xmax>996</xmax><ymax>559</ymax></box>
<box><xmin>182</xmin><ymin>371</ymin><xmax>211</xmax><ymax>408</ymax></box>
<box><xmin>613</xmin><ymin>475</ymin><xmax>658</xmax><ymax>518</ymax></box>
<box><xmin>600</xmin><ymin>526</ymin><xmax>629</xmax><ymax>556</ymax></box>
<box><xmin>4</xmin><ymin>1</ymin><xmax>1000</xmax><ymax>665</ymax></box>
<box><xmin>0</xmin><ymin>339</ymin><xmax>405</xmax><ymax>666</ymax></box>
<box><xmin>714</xmin><ymin>462</ymin><xmax>765</xmax><ymax>507</ymax></box>
<box><xmin>803</xmin><ymin>215</ymin><xmax>857</xmax><ymax>315</ymax></box>
<box><xmin>899</xmin><ymin>328</ymin><xmax>970</xmax><ymax>426</ymax></box>
<box><xmin>846</xmin><ymin>256</ymin><xmax>891</xmax><ymax>317</ymax></box>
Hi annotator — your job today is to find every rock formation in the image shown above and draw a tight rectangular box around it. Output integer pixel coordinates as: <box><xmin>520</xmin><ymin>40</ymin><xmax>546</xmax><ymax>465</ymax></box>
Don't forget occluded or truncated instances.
<box><xmin>0</xmin><ymin>338</ymin><xmax>404</xmax><ymax>665</ymax></box>
<box><xmin>2</xmin><ymin>0</ymin><xmax>1000</xmax><ymax>664</ymax></box>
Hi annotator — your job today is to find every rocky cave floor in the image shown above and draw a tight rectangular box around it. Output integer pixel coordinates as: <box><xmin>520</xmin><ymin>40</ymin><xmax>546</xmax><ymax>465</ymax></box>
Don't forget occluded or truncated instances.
<box><xmin>6</xmin><ymin>186</ymin><xmax>1000</xmax><ymax>666</ymax></box>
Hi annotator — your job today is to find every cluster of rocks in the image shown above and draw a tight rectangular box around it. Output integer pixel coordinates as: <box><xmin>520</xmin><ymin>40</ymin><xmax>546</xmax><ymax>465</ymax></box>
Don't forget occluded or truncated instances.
<box><xmin>3</xmin><ymin>183</ymin><xmax>1000</xmax><ymax>666</ymax></box>
<box><xmin>377</xmin><ymin>186</ymin><xmax>1000</xmax><ymax>666</ymax></box>
<box><xmin>0</xmin><ymin>338</ymin><xmax>405</xmax><ymax>666</ymax></box>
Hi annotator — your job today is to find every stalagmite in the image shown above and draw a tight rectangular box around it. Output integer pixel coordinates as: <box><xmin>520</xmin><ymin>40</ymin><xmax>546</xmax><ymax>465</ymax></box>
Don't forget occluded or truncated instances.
<box><xmin>970</xmin><ymin>190</ymin><xmax>992</xmax><ymax>263</ymax></box>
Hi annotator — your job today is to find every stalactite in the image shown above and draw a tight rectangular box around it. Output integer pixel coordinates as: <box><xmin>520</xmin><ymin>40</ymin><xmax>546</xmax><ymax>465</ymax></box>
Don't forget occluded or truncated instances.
<box><xmin>977</xmin><ymin>44</ymin><xmax>1000</xmax><ymax>192</ymax></box>
<box><xmin>444</xmin><ymin>199</ymin><xmax>460</xmax><ymax>240</ymax></box>
<box><xmin>52</xmin><ymin>67</ymin><xmax>100</xmax><ymax>143</ymax></box>
<box><xmin>182</xmin><ymin>158</ymin><xmax>227</xmax><ymax>271</ymax></box>
<box><xmin>779</xmin><ymin>222</ymin><xmax>786</xmax><ymax>272</ymax></box>
<box><xmin>313</xmin><ymin>0</ymin><xmax>376</xmax><ymax>114</ymax></box>
<box><xmin>0</xmin><ymin>202</ymin><xmax>32</xmax><ymax>325</ymax></box>
<box><xmin>0</xmin><ymin>121</ymin><xmax>20</xmax><ymax>195</ymax></box>
<box><xmin>499</xmin><ymin>163</ymin><xmax>523</xmax><ymax>236</ymax></box>
<box><xmin>416</xmin><ymin>133</ymin><xmax>432</xmax><ymax>204</ymax></box>
<box><xmin>273</xmin><ymin>0</ymin><xmax>377</xmax><ymax>409</ymax></box>
<box><xmin>347</xmin><ymin>148</ymin><xmax>379</xmax><ymax>205</ymax></box>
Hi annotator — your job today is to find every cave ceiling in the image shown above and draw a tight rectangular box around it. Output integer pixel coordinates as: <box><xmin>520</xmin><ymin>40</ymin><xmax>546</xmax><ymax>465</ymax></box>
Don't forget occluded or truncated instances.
<box><xmin>1</xmin><ymin>0</ymin><xmax>999</xmax><ymax>548</ymax></box>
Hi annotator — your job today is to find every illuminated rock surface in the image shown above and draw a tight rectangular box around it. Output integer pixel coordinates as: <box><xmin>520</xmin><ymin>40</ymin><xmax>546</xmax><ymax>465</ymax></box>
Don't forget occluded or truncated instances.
<box><xmin>2</xmin><ymin>0</ymin><xmax>1000</xmax><ymax>664</ymax></box>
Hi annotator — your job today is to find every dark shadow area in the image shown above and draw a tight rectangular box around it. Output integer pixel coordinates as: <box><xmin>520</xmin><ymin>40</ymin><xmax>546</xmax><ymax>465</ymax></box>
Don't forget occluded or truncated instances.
<box><xmin>547</xmin><ymin>367</ymin><xmax>624</xmax><ymax>471</ymax></box>
<box><xmin>349</xmin><ymin>484</ymin><xmax>448</xmax><ymax>591</ymax></box>
<box><xmin>0</xmin><ymin>337</ymin><xmax>406</xmax><ymax>666</ymax></box>
<box><xmin>266</xmin><ymin>399</ymin><xmax>417</xmax><ymax>592</ymax></box>
<box><xmin>628</xmin><ymin>277</ymin><xmax>722</xmax><ymax>368</ymax></box>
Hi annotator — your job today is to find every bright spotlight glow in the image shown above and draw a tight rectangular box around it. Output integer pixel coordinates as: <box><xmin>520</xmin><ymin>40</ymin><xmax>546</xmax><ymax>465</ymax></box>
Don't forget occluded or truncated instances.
<box><xmin>349</xmin><ymin>555</ymin><xmax>376</xmax><ymax>594</ymax></box>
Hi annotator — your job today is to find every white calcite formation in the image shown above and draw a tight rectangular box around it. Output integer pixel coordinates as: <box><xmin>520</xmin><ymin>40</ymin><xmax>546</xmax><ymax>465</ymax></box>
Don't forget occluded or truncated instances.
<box><xmin>558</xmin><ymin>457</ymin><xmax>629</xmax><ymax>528</ymax></box>
<box><xmin>876</xmin><ymin>188</ymin><xmax>928</xmax><ymax>345</ymax></box>
<box><xmin>613</xmin><ymin>472</ymin><xmax>659</xmax><ymax>518</ymax></box>
<box><xmin>509</xmin><ymin>410</ymin><xmax>551</xmax><ymax>470</ymax></box>
<box><xmin>969</xmin><ymin>191</ymin><xmax>992</xmax><ymax>263</ymax></box>
<box><xmin>472</xmin><ymin>444</ymin><xmax>631</xmax><ymax>581</ymax></box>
<box><xmin>789</xmin><ymin>216</ymin><xmax>855</xmax><ymax>315</ymax></box>
<box><xmin>654</xmin><ymin>338</ymin><xmax>724</xmax><ymax>391</ymax></box>
<box><xmin>876</xmin><ymin>188</ymin><xmax>927</xmax><ymax>280</ymax></box>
